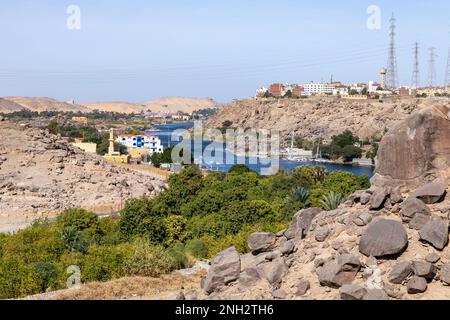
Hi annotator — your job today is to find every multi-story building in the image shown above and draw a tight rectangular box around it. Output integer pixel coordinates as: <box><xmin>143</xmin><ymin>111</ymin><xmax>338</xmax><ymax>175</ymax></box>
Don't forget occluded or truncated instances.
<box><xmin>303</xmin><ymin>82</ymin><xmax>335</xmax><ymax>96</ymax></box>
<box><xmin>116</xmin><ymin>134</ymin><xmax>164</xmax><ymax>154</ymax></box>
<box><xmin>292</xmin><ymin>85</ymin><xmax>305</xmax><ymax>97</ymax></box>
<box><xmin>268</xmin><ymin>83</ymin><xmax>283</xmax><ymax>97</ymax></box>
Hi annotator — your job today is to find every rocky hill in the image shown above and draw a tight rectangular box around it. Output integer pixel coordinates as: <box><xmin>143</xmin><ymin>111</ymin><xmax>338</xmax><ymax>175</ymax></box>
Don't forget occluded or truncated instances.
<box><xmin>0</xmin><ymin>121</ymin><xmax>167</xmax><ymax>233</ymax></box>
<box><xmin>0</xmin><ymin>98</ymin><xmax>26</xmax><ymax>113</ymax></box>
<box><xmin>3</xmin><ymin>97</ymin><xmax>89</xmax><ymax>113</ymax></box>
<box><xmin>82</xmin><ymin>101</ymin><xmax>148</xmax><ymax>114</ymax></box>
<box><xmin>190</xmin><ymin>101</ymin><xmax>450</xmax><ymax>301</ymax></box>
<box><xmin>205</xmin><ymin>97</ymin><xmax>441</xmax><ymax>142</ymax></box>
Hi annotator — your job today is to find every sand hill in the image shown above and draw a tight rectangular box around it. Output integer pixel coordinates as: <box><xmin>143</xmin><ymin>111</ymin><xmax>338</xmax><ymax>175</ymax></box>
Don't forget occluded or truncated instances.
<box><xmin>3</xmin><ymin>96</ymin><xmax>88</xmax><ymax>113</ymax></box>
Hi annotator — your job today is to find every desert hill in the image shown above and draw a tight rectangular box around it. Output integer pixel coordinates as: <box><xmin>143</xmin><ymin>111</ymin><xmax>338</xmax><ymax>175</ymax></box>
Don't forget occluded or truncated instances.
<box><xmin>0</xmin><ymin>98</ymin><xmax>26</xmax><ymax>113</ymax></box>
<box><xmin>143</xmin><ymin>96</ymin><xmax>218</xmax><ymax>114</ymax></box>
<box><xmin>3</xmin><ymin>96</ymin><xmax>88</xmax><ymax>113</ymax></box>
<box><xmin>0</xmin><ymin>121</ymin><xmax>166</xmax><ymax>233</ymax></box>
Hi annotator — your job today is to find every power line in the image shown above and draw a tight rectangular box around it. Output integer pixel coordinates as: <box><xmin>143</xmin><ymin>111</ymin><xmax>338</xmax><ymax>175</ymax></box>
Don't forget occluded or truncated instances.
<box><xmin>412</xmin><ymin>42</ymin><xmax>420</xmax><ymax>89</ymax></box>
<box><xmin>386</xmin><ymin>13</ymin><xmax>399</xmax><ymax>89</ymax></box>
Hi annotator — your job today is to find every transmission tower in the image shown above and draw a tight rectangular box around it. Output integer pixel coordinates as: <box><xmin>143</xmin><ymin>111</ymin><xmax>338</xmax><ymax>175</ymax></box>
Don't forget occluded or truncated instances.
<box><xmin>412</xmin><ymin>42</ymin><xmax>420</xmax><ymax>89</ymax></box>
<box><xmin>386</xmin><ymin>13</ymin><xmax>399</xmax><ymax>89</ymax></box>
<box><xmin>445</xmin><ymin>40</ymin><xmax>450</xmax><ymax>87</ymax></box>
<box><xmin>428</xmin><ymin>47</ymin><xmax>437</xmax><ymax>87</ymax></box>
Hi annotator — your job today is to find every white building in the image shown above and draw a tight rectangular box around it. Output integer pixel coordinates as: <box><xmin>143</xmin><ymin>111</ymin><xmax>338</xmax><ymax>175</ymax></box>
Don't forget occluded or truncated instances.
<box><xmin>303</xmin><ymin>82</ymin><xmax>334</xmax><ymax>96</ymax></box>
<box><xmin>116</xmin><ymin>134</ymin><xmax>164</xmax><ymax>154</ymax></box>
<box><xmin>368</xmin><ymin>81</ymin><xmax>381</xmax><ymax>93</ymax></box>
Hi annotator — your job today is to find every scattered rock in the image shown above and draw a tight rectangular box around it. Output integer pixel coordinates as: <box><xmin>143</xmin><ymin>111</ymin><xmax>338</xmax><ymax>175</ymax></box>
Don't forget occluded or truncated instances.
<box><xmin>280</xmin><ymin>239</ymin><xmax>295</xmax><ymax>256</ymax></box>
<box><xmin>400</xmin><ymin>197</ymin><xmax>431</xmax><ymax>223</ymax></box>
<box><xmin>257</xmin><ymin>258</ymin><xmax>289</xmax><ymax>285</ymax></box>
<box><xmin>294</xmin><ymin>280</ymin><xmax>310</xmax><ymax>296</ymax></box>
<box><xmin>353</xmin><ymin>212</ymin><xmax>373</xmax><ymax>227</ymax></box>
<box><xmin>440</xmin><ymin>263</ymin><xmax>450</xmax><ymax>285</ymax></box>
<box><xmin>271</xmin><ymin>288</ymin><xmax>287</xmax><ymax>299</ymax></box>
<box><xmin>363</xmin><ymin>289</ymin><xmax>389</xmax><ymax>300</ymax></box>
<box><xmin>317</xmin><ymin>254</ymin><xmax>361</xmax><ymax>288</ymax></box>
<box><xmin>203</xmin><ymin>247</ymin><xmax>241</xmax><ymax>294</ymax></box>
<box><xmin>411</xmin><ymin>261</ymin><xmax>437</xmax><ymax>281</ymax></box>
<box><xmin>388</xmin><ymin>261</ymin><xmax>413</xmax><ymax>284</ymax></box>
<box><xmin>390</xmin><ymin>187</ymin><xmax>403</xmax><ymax>204</ymax></box>
<box><xmin>339</xmin><ymin>284</ymin><xmax>366</xmax><ymax>300</ymax></box>
<box><xmin>407</xmin><ymin>276</ymin><xmax>428</xmax><ymax>294</ymax></box>
<box><xmin>360</xmin><ymin>192</ymin><xmax>371</xmax><ymax>205</ymax></box>
<box><xmin>418</xmin><ymin>217</ymin><xmax>449</xmax><ymax>250</ymax></box>
<box><xmin>184</xmin><ymin>290</ymin><xmax>198</xmax><ymax>300</ymax></box>
<box><xmin>284</xmin><ymin>208</ymin><xmax>323</xmax><ymax>240</ymax></box>
<box><xmin>425</xmin><ymin>252</ymin><xmax>440</xmax><ymax>264</ymax></box>
<box><xmin>247</xmin><ymin>232</ymin><xmax>277</xmax><ymax>253</ymax></box>
<box><xmin>408</xmin><ymin>213</ymin><xmax>431</xmax><ymax>230</ymax></box>
<box><xmin>411</xmin><ymin>179</ymin><xmax>448</xmax><ymax>204</ymax></box>
<box><xmin>239</xmin><ymin>267</ymin><xmax>261</xmax><ymax>287</ymax></box>
<box><xmin>315</xmin><ymin>227</ymin><xmax>330</xmax><ymax>242</ymax></box>
<box><xmin>369</xmin><ymin>187</ymin><xmax>389</xmax><ymax>210</ymax></box>
<box><xmin>359</xmin><ymin>219</ymin><xmax>408</xmax><ymax>257</ymax></box>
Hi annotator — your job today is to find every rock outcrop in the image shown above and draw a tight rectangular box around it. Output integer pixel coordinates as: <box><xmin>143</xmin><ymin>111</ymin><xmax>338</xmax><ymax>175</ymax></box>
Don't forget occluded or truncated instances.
<box><xmin>372</xmin><ymin>104</ymin><xmax>450</xmax><ymax>189</ymax></box>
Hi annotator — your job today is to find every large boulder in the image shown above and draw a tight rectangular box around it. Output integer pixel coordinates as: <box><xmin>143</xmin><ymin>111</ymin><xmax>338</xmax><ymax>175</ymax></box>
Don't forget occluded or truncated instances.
<box><xmin>411</xmin><ymin>179</ymin><xmax>448</xmax><ymax>204</ymax></box>
<box><xmin>440</xmin><ymin>263</ymin><xmax>450</xmax><ymax>285</ymax></box>
<box><xmin>359</xmin><ymin>219</ymin><xmax>408</xmax><ymax>257</ymax></box>
<box><xmin>257</xmin><ymin>258</ymin><xmax>289</xmax><ymax>285</ymax></box>
<box><xmin>412</xmin><ymin>261</ymin><xmax>437</xmax><ymax>281</ymax></box>
<box><xmin>339</xmin><ymin>284</ymin><xmax>366</xmax><ymax>300</ymax></box>
<box><xmin>369</xmin><ymin>187</ymin><xmax>389</xmax><ymax>210</ymax></box>
<box><xmin>247</xmin><ymin>232</ymin><xmax>277</xmax><ymax>253</ymax></box>
<box><xmin>284</xmin><ymin>208</ymin><xmax>323</xmax><ymax>240</ymax></box>
<box><xmin>203</xmin><ymin>247</ymin><xmax>241</xmax><ymax>294</ymax></box>
<box><xmin>407</xmin><ymin>276</ymin><xmax>428</xmax><ymax>294</ymax></box>
<box><xmin>317</xmin><ymin>254</ymin><xmax>361</xmax><ymax>288</ymax></box>
<box><xmin>418</xmin><ymin>217</ymin><xmax>449</xmax><ymax>250</ymax></box>
<box><xmin>372</xmin><ymin>104</ymin><xmax>450</xmax><ymax>189</ymax></box>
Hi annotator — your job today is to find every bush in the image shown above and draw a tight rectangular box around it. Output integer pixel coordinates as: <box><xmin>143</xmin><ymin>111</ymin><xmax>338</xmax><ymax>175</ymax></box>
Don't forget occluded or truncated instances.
<box><xmin>185</xmin><ymin>239</ymin><xmax>209</xmax><ymax>260</ymax></box>
<box><xmin>228</xmin><ymin>164</ymin><xmax>252</xmax><ymax>175</ymax></box>
<box><xmin>322</xmin><ymin>171</ymin><xmax>365</xmax><ymax>196</ymax></box>
<box><xmin>33</xmin><ymin>262</ymin><xmax>58</xmax><ymax>292</ymax></box>
<box><xmin>163</xmin><ymin>215</ymin><xmax>189</xmax><ymax>246</ymax></box>
<box><xmin>57</xmin><ymin>208</ymin><xmax>100</xmax><ymax>234</ymax></box>
<box><xmin>82</xmin><ymin>244</ymin><xmax>133</xmax><ymax>282</ymax></box>
<box><xmin>125</xmin><ymin>241</ymin><xmax>175</xmax><ymax>277</ymax></box>
<box><xmin>0</xmin><ymin>256</ymin><xmax>41</xmax><ymax>299</ymax></box>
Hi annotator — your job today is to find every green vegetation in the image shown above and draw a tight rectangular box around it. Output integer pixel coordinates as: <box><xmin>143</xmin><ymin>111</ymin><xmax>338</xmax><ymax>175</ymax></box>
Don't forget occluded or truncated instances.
<box><xmin>320</xmin><ymin>130</ymin><xmax>363</xmax><ymax>162</ymax></box>
<box><xmin>0</xmin><ymin>165</ymin><xmax>369</xmax><ymax>299</ymax></box>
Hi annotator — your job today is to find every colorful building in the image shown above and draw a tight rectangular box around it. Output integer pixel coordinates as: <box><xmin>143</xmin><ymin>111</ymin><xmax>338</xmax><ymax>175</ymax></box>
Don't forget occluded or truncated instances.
<box><xmin>116</xmin><ymin>134</ymin><xmax>164</xmax><ymax>154</ymax></box>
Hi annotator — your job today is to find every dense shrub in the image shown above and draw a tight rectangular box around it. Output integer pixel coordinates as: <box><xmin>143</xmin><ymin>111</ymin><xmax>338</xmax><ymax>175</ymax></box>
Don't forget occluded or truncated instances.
<box><xmin>125</xmin><ymin>241</ymin><xmax>175</xmax><ymax>277</ymax></box>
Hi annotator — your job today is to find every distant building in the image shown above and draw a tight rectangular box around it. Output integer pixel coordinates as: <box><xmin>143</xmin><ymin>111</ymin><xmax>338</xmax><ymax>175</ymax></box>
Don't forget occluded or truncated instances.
<box><xmin>116</xmin><ymin>134</ymin><xmax>164</xmax><ymax>154</ymax></box>
<box><xmin>269</xmin><ymin>83</ymin><xmax>283</xmax><ymax>97</ymax></box>
<box><xmin>292</xmin><ymin>85</ymin><xmax>305</xmax><ymax>97</ymax></box>
<box><xmin>303</xmin><ymin>82</ymin><xmax>334</xmax><ymax>96</ymax></box>
<box><xmin>104</xmin><ymin>129</ymin><xmax>130</xmax><ymax>164</ymax></box>
<box><xmin>398</xmin><ymin>87</ymin><xmax>412</xmax><ymax>96</ymax></box>
<box><xmin>72</xmin><ymin>116</ymin><xmax>88</xmax><ymax>125</ymax></box>
<box><xmin>368</xmin><ymin>81</ymin><xmax>381</xmax><ymax>94</ymax></box>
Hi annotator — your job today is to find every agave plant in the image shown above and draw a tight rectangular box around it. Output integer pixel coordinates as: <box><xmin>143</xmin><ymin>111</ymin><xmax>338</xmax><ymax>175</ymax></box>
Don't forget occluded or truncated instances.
<box><xmin>319</xmin><ymin>191</ymin><xmax>346</xmax><ymax>211</ymax></box>
<box><xmin>288</xmin><ymin>187</ymin><xmax>311</xmax><ymax>206</ymax></box>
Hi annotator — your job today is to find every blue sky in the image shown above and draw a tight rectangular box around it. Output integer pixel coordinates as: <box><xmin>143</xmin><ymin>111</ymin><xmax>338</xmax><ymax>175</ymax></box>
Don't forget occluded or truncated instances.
<box><xmin>0</xmin><ymin>0</ymin><xmax>449</xmax><ymax>103</ymax></box>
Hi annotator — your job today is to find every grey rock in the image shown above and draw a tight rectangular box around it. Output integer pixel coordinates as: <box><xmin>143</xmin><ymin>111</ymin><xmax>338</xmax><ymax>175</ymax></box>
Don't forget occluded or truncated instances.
<box><xmin>247</xmin><ymin>232</ymin><xmax>277</xmax><ymax>253</ymax></box>
<box><xmin>203</xmin><ymin>247</ymin><xmax>241</xmax><ymax>294</ymax></box>
<box><xmin>353</xmin><ymin>212</ymin><xmax>373</xmax><ymax>227</ymax></box>
<box><xmin>363</xmin><ymin>289</ymin><xmax>389</xmax><ymax>300</ymax></box>
<box><xmin>411</xmin><ymin>179</ymin><xmax>448</xmax><ymax>204</ymax></box>
<box><xmin>317</xmin><ymin>254</ymin><xmax>361</xmax><ymax>288</ymax></box>
<box><xmin>280</xmin><ymin>240</ymin><xmax>295</xmax><ymax>256</ymax></box>
<box><xmin>257</xmin><ymin>258</ymin><xmax>289</xmax><ymax>285</ymax></box>
<box><xmin>400</xmin><ymin>197</ymin><xmax>431</xmax><ymax>223</ymax></box>
<box><xmin>408</xmin><ymin>213</ymin><xmax>431</xmax><ymax>230</ymax></box>
<box><xmin>295</xmin><ymin>280</ymin><xmax>310</xmax><ymax>296</ymax></box>
<box><xmin>360</xmin><ymin>192</ymin><xmax>371</xmax><ymax>205</ymax></box>
<box><xmin>315</xmin><ymin>227</ymin><xmax>330</xmax><ymax>242</ymax></box>
<box><xmin>388</xmin><ymin>261</ymin><xmax>412</xmax><ymax>284</ymax></box>
<box><xmin>369</xmin><ymin>187</ymin><xmax>389</xmax><ymax>210</ymax></box>
<box><xmin>425</xmin><ymin>252</ymin><xmax>440</xmax><ymax>263</ymax></box>
<box><xmin>390</xmin><ymin>187</ymin><xmax>403</xmax><ymax>204</ymax></box>
<box><xmin>239</xmin><ymin>267</ymin><xmax>261</xmax><ymax>287</ymax></box>
<box><xmin>407</xmin><ymin>276</ymin><xmax>428</xmax><ymax>294</ymax></box>
<box><xmin>359</xmin><ymin>219</ymin><xmax>408</xmax><ymax>257</ymax></box>
<box><xmin>412</xmin><ymin>261</ymin><xmax>437</xmax><ymax>281</ymax></box>
<box><xmin>339</xmin><ymin>284</ymin><xmax>366</xmax><ymax>300</ymax></box>
<box><xmin>184</xmin><ymin>290</ymin><xmax>198</xmax><ymax>300</ymax></box>
<box><xmin>284</xmin><ymin>208</ymin><xmax>323</xmax><ymax>240</ymax></box>
<box><xmin>271</xmin><ymin>288</ymin><xmax>287</xmax><ymax>299</ymax></box>
<box><xmin>440</xmin><ymin>263</ymin><xmax>450</xmax><ymax>285</ymax></box>
<box><xmin>418</xmin><ymin>217</ymin><xmax>449</xmax><ymax>250</ymax></box>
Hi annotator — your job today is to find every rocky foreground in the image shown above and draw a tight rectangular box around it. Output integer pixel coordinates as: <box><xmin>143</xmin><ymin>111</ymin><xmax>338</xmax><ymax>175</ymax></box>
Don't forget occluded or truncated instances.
<box><xmin>186</xmin><ymin>102</ymin><xmax>450</xmax><ymax>300</ymax></box>
<box><xmin>0</xmin><ymin>121</ymin><xmax>166</xmax><ymax>232</ymax></box>
<box><xmin>205</xmin><ymin>96</ymin><xmax>443</xmax><ymax>142</ymax></box>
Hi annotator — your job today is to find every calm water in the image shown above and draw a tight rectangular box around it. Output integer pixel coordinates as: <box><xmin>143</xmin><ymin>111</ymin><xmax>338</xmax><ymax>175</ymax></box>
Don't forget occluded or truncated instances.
<box><xmin>146</xmin><ymin>123</ymin><xmax>374</xmax><ymax>178</ymax></box>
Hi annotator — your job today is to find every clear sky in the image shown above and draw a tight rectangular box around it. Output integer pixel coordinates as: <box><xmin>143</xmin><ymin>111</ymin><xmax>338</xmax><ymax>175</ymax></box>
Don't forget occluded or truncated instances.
<box><xmin>0</xmin><ymin>0</ymin><xmax>449</xmax><ymax>103</ymax></box>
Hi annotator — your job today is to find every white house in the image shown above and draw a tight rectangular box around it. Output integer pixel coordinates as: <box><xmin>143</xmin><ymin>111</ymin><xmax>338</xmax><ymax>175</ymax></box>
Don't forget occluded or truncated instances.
<box><xmin>303</xmin><ymin>82</ymin><xmax>334</xmax><ymax>96</ymax></box>
<box><xmin>116</xmin><ymin>134</ymin><xmax>164</xmax><ymax>154</ymax></box>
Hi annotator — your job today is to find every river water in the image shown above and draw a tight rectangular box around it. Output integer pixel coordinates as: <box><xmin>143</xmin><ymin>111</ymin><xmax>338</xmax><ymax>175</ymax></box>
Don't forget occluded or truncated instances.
<box><xmin>145</xmin><ymin>123</ymin><xmax>374</xmax><ymax>178</ymax></box>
